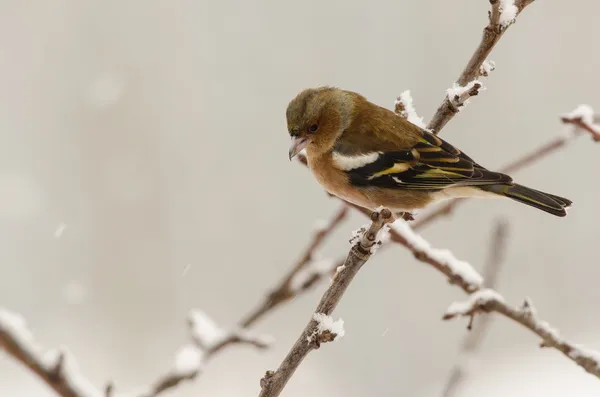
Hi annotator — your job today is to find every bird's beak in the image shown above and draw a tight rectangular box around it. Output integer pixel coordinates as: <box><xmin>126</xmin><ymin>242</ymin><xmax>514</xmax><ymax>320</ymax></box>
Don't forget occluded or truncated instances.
<box><xmin>288</xmin><ymin>136</ymin><xmax>309</xmax><ymax>160</ymax></box>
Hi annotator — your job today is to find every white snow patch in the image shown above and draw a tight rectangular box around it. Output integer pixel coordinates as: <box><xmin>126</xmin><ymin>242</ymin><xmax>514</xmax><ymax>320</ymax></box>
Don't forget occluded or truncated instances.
<box><xmin>480</xmin><ymin>60</ymin><xmax>496</xmax><ymax>76</ymax></box>
<box><xmin>498</xmin><ymin>0</ymin><xmax>518</xmax><ymax>28</ymax></box>
<box><xmin>563</xmin><ymin>104</ymin><xmax>596</xmax><ymax>125</ymax></box>
<box><xmin>395</xmin><ymin>90</ymin><xmax>426</xmax><ymax>128</ymax></box>
<box><xmin>313</xmin><ymin>312</ymin><xmax>345</xmax><ymax>340</ymax></box>
<box><xmin>0</xmin><ymin>308</ymin><xmax>102</xmax><ymax>397</ymax></box>
<box><xmin>188</xmin><ymin>310</ymin><xmax>227</xmax><ymax>348</ymax></box>
<box><xmin>390</xmin><ymin>219</ymin><xmax>483</xmax><ymax>288</ymax></box>
<box><xmin>172</xmin><ymin>344</ymin><xmax>204</xmax><ymax>376</ymax></box>
<box><xmin>446</xmin><ymin>80</ymin><xmax>483</xmax><ymax>108</ymax></box>
<box><xmin>445</xmin><ymin>289</ymin><xmax>504</xmax><ymax>317</ymax></box>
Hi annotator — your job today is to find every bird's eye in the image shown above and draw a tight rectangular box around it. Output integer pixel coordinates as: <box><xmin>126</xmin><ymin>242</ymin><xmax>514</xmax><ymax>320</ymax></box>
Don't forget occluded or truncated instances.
<box><xmin>309</xmin><ymin>124</ymin><xmax>319</xmax><ymax>133</ymax></box>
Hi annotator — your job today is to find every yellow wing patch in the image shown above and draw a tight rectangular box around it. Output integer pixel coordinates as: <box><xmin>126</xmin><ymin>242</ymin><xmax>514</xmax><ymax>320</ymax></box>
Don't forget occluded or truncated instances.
<box><xmin>369</xmin><ymin>162</ymin><xmax>411</xmax><ymax>179</ymax></box>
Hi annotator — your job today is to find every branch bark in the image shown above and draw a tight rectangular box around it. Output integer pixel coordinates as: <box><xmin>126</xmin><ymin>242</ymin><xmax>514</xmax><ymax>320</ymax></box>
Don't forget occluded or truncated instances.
<box><xmin>258</xmin><ymin>209</ymin><xmax>394</xmax><ymax>397</ymax></box>
<box><xmin>427</xmin><ymin>0</ymin><xmax>536</xmax><ymax>133</ymax></box>
<box><xmin>386</xmin><ymin>220</ymin><xmax>600</xmax><ymax>379</ymax></box>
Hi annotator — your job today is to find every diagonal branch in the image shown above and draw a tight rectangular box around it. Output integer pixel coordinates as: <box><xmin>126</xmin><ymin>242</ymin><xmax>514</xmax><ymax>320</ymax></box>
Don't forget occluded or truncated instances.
<box><xmin>427</xmin><ymin>0</ymin><xmax>536</xmax><ymax>134</ymax></box>
<box><xmin>0</xmin><ymin>307</ymin><xmax>272</xmax><ymax>397</ymax></box>
<box><xmin>258</xmin><ymin>209</ymin><xmax>395</xmax><ymax>397</ymax></box>
<box><xmin>386</xmin><ymin>220</ymin><xmax>600</xmax><ymax>379</ymax></box>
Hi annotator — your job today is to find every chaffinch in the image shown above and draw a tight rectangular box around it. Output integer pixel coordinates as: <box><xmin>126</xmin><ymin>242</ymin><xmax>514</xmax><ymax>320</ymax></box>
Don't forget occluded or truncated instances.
<box><xmin>286</xmin><ymin>86</ymin><xmax>572</xmax><ymax>217</ymax></box>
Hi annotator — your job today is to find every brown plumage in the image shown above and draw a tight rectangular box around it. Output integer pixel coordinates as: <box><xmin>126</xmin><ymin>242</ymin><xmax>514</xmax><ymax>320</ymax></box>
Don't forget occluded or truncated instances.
<box><xmin>286</xmin><ymin>86</ymin><xmax>572</xmax><ymax>217</ymax></box>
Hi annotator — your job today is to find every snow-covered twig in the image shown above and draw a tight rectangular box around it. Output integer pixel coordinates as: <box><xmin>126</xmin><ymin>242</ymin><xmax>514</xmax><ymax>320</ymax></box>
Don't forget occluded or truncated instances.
<box><xmin>239</xmin><ymin>203</ymin><xmax>348</xmax><ymax>328</ymax></box>
<box><xmin>386</xmin><ymin>222</ymin><xmax>600</xmax><ymax>379</ymax></box>
<box><xmin>413</xmin><ymin>106</ymin><xmax>599</xmax><ymax>230</ymax></box>
<box><xmin>0</xmin><ymin>307</ymin><xmax>271</xmax><ymax>397</ymax></box>
<box><xmin>258</xmin><ymin>208</ymin><xmax>394</xmax><ymax>397</ymax></box>
<box><xmin>442</xmin><ymin>294</ymin><xmax>600</xmax><ymax>378</ymax></box>
<box><xmin>134</xmin><ymin>310</ymin><xmax>272</xmax><ymax>397</ymax></box>
<box><xmin>440</xmin><ymin>221</ymin><xmax>508</xmax><ymax>397</ymax></box>
<box><xmin>446</xmin><ymin>81</ymin><xmax>483</xmax><ymax>111</ymax></box>
<box><xmin>427</xmin><ymin>0</ymin><xmax>536</xmax><ymax>133</ymax></box>
<box><xmin>561</xmin><ymin>104</ymin><xmax>600</xmax><ymax>142</ymax></box>
<box><xmin>394</xmin><ymin>90</ymin><xmax>426</xmax><ymax>129</ymax></box>
<box><xmin>0</xmin><ymin>308</ymin><xmax>100</xmax><ymax>397</ymax></box>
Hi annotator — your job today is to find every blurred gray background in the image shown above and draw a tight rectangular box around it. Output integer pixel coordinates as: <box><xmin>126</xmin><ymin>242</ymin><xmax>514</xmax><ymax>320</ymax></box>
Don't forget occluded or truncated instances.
<box><xmin>1</xmin><ymin>1</ymin><xmax>599</xmax><ymax>396</ymax></box>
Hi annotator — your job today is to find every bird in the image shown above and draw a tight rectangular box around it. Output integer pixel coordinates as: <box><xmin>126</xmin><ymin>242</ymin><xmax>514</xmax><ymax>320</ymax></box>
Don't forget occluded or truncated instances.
<box><xmin>286</xmin><ymin>86</ymin><xmax>572</xmax><ymax>217</ymax></box>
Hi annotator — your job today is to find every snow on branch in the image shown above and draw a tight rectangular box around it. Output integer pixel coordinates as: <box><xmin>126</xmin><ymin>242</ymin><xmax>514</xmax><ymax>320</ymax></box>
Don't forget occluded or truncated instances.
<box><xmin>308</xmin><ymin>313</ymin><xmax>345</xmax><ymax>346</ymax></box>
<box><xmin>394</xmin><ymin>90</ymin><xmax>426</xmax><ymax>129</ymax></box>
<box><xmin>0</xmin><ymin>307</ymin><xmax>272</xmax><ymax>397</ymax></box>
<box><xmin>384</xmin><ymin>221</ymin><xmax>600</xmax><ymax>379</ymax></box>
<box><xmin>0</xmin><ymin>308</ymin><xmax>101</xmax><ymax>397</ymax></box>
<box><xmin>446</xmin><ymin>81</ymin><xmax>483</xmax><ymax>112</ymax></box>
<box><xmin>258</xmin><ymin>208</ymin><xmax>395</xmax><ymax>397</ymax></box>
<box><xmin>427</xmin><ymin>0</ymin><xmax>537</xmax><ymax>133</ymax></box>
<box><xmin>389</xmin><ymin>220</ymin><xmax>483</xmax><ymax>291</ymax></box>
<box><xmin>561</xmin><ymin>104</ymin><xmax>600</xmax><ymax>142</ymax></box>
<box><xmin>443</xmin><ymin>295</ymin><xmax>600</xmax><ymax>377</ymax></box>
<box><xmin>188</xmin><ymin>310</ymin><xmax>273</xmax><ymax>353</ymax></box>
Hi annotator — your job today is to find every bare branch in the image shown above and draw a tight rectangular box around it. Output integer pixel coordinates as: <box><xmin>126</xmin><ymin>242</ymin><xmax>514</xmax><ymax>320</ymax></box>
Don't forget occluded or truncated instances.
<box><xmin>258</xmin><ymin>209</ymin><xmax>394</xmax><ymax>397</ymax></box>
<box><xmin>440</xmin><ymin>221</ymin><xmax>509</xmax><ymax>397</ymax></box>
<box><xmin>427</xmin><ymin>0</ymin><xmax>536</xmax><ymax>133</ymax></box>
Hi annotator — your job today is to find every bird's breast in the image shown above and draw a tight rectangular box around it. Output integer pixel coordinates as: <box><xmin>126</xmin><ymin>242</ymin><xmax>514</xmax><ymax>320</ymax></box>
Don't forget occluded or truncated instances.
<box><xmin>306</xmin><ymin>151</ymin><xmax>375</xmax><ymax>209</ymax></box>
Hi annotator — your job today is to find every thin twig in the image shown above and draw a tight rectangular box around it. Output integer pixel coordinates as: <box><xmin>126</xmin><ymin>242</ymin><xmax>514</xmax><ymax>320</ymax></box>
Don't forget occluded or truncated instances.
<box><xmin>239</xmin><ymin>203</ymin><xmax>349</xmax><ymax>328</ymax></box>
<box><xmin>0</xmin><ymin>307</ymin><xmax>272</xmax><ymax>397</ymax></box>
<box><xmin>258</xmin><ymin>209</ymin><xmax>394</xmax><ymax>397</ymax></box>
<box><xmin>440</xmin><ymin>220</ymin><xmax>509</xmax><ymax>397</ymax></box>
<box><xmin>427</xmin><ymin>0</ymin><xmax>537</xmax><ymax>134</ymax></box>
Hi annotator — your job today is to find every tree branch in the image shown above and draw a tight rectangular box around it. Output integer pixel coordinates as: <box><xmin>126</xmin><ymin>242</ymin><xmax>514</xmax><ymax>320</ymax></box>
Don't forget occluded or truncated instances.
<box><xmin>0</xmin><ymin>307</ymin><xmax>272</xmax><ymax>397</ymax></box>
<box><xmin>239</xmin><ymin>203</ymin><xmax>349</xmax><ymax>328</ymax></box>
<box><xmin>427</xmin><ymin>0</ymin><xmax>536</xmax><ymax>134</ymax></box>
<box><xmin>386</xmin><ymin>220</ymin><xmax>600</xmax><ymax>379</ymax></box>
<box><xmin>258</xmin><ymin>209</ymin><xmax>394</xmax><ymax>397</ymax></box>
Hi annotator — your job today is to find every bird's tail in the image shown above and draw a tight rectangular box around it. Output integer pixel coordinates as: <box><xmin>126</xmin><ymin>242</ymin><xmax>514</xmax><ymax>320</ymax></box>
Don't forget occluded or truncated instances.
<box><xmin>479</xmin><ymin>184</ymin><xmax>572</xmax><ymax>217</ymax></box>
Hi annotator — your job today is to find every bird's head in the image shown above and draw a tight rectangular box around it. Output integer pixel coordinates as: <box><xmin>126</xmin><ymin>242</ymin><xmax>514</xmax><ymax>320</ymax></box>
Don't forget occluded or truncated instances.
<box><xmin>286</xmin><ymin>86</ymin><xmax>356</xmax><ymax>160</ymax></box>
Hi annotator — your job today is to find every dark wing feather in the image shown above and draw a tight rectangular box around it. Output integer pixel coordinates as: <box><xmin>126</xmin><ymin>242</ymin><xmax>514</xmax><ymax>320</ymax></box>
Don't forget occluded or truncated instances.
<box><xmin>345</xmin><ymin>130</ymin><xmax>511</xmax><ymax>191</ymax></box>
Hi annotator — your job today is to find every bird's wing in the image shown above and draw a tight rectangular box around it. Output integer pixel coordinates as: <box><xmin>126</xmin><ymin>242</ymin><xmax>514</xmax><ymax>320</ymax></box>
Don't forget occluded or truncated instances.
<box><xmin>335</xmin><ymin>129</ymin><xmax>512</xmax><ymax>190</ymax></box>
